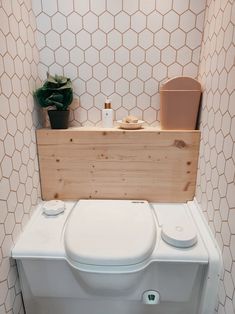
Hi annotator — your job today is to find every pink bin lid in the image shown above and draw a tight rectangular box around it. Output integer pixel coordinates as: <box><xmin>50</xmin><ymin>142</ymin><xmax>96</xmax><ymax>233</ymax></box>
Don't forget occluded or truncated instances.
<box><xmin>64</xmin><ymin>200</ymin><xmax>156</xmax><ymax>266</ymax></box>
<box><xmin>161</xmin><ymin>76</ymin><xmax>201</xmax><ymax>91</ymax></box>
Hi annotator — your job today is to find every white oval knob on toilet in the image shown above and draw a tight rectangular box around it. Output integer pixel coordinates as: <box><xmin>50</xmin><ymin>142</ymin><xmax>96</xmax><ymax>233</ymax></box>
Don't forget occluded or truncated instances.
<box><xmin>42</xmin><ymin>200</ymin><xmax>65</xmax><ymax>216</ymax></box>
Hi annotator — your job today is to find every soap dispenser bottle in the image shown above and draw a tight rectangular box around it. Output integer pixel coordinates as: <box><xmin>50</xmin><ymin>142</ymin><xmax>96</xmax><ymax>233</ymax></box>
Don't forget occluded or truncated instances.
<box><xmin>102</xmin><ymin>98</ymin><xmax>113</xmax><ymax>128</ymax></box>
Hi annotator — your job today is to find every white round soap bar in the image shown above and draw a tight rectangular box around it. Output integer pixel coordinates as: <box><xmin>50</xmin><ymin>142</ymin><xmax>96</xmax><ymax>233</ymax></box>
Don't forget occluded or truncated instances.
<box><xmin>43</xmin><ymin>200</ymin><xmax>65</xmax><ymax>216</ymax></box>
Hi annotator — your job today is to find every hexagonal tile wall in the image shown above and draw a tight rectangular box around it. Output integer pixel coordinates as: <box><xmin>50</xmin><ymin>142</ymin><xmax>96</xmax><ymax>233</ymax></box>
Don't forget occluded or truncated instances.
<box><xmin>0</xmin><ymin>0</ymin><xmax>41</xmax><ymax>313</ymax></box>
<box><xmin>1</xmin><ymin>1</ymin><xmax>234</xmax><ymax>314</ymax></box>
<box><xmin>32</xmin><ymin>0</ymin><xmax>206</xmax><ymax>126</ymax></box>
<box><xmin>196</xmin><ymin>0</ymin><xmax>235</xmax><ymax>312</ymax></box>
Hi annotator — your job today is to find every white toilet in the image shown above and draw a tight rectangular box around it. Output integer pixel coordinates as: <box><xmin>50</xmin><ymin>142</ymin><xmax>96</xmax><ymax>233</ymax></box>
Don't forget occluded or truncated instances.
<box><xmin>12</xmin><ymin>200</ymin><xmax>221</xmax><ymax>314</ymax></box>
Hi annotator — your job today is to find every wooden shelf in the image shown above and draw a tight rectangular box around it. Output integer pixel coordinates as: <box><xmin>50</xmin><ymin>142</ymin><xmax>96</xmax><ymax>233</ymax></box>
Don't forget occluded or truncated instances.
<box><xmin>37</xmin><ymin>126</ymin><xmax>200</xmax><ymax>133</ymax></box>
<box><xmin>36</xmin><ymin>127</ymin><xmax>200</xmax><ymax>202</ymax></box>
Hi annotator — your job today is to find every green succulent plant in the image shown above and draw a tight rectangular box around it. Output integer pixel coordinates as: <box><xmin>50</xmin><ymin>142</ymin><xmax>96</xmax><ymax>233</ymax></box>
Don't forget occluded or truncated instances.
<box><xmin>34</xmin><ymin>73</ymin><xmax>73</xmax><ymax>111</ymax></box>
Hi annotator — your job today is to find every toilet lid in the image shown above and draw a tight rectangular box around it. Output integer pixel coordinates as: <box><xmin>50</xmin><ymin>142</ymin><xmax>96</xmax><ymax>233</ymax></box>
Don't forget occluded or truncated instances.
<box><xmin>64</xmin><ymin>200</ymin><xmax>156</xmax><ymax>266</ymax></box>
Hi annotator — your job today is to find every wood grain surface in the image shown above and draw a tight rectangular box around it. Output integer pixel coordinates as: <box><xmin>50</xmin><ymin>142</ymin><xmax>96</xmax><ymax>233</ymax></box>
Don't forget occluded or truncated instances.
<box><xmin>36</xmin><ymin>127</ymin><xmax>200</xmax><ymax>202</ymax></box>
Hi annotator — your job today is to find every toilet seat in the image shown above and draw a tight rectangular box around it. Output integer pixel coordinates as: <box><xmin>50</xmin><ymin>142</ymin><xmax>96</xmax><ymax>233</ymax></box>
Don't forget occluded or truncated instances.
<box><xmin>64</xmin><ymin>200</ymin><xmax>156</xmax><ymax>266</ymax></box>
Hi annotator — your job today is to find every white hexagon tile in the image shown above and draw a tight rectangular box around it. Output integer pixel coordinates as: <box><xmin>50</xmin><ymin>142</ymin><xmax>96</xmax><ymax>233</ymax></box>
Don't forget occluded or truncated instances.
<box><xmin>1</xmin><ymin>0</ymin><xmax>235</xmax><ymax>314</ymax></box>
<box><xmin>32</xmin><ymin>0</ymin><xmax>206</xmax><ymax>126</ymax></box>
<box><xmin>196</xmin><ymin>0</ymin><xmax>235</xmax><ymax>313</ymax></box>
<box><xmin>0</xmin><ymin>0</ymin><xmax>41</xmax><ymax>313</ymax></box>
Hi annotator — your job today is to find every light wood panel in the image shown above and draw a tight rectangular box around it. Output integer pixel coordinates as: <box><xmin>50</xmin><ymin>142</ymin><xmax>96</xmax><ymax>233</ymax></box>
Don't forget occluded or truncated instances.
<box><xmin>36</xmin><ymin>127</ymin><xmax>200</xmax><ymax>202</ymax></box>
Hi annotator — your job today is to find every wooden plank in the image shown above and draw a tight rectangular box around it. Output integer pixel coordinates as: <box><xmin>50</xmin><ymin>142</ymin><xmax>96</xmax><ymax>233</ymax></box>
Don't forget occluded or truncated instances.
<box><xmin>36</xmin><ymin>127</ymin><xmax>200</xmax><ymax>202</ymax></box>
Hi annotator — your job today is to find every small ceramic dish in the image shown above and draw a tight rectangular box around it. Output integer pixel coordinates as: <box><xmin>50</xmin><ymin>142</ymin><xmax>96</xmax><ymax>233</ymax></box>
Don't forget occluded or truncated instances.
<box><xmin>117</xmin><ymin>120</ymin><xmax>145</xmax><ymax>130</ymax></box>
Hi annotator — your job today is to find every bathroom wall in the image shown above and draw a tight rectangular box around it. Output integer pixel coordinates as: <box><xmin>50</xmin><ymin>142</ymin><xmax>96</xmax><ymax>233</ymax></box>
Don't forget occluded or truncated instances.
<box><xmin>0</xmin><ymin>0</ymin><xmax>41</xmax><ymax>313</ymax></box>
<box><xmin>196</xmin><ymin>0</ymin><xmax>235</xmax><ymax>312</ymax></box>
<box><xmin>0</xmin><ymin>1</ymin><xmax>233</xmax><ymax>313</ymax></box>
<box><xmin>32</xmin><ymin>0</ymin><xmax>206</xmax><ymax>126</ymax></box>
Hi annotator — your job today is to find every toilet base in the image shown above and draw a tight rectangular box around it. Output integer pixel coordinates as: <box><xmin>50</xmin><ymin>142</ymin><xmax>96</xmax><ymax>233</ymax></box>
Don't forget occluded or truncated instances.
<box><xmin>18</xmin><ymin>259</ymin><xmax>204</xmax><ymax>314</ymax></box>
<box><xmin>25</xmin><ymin>298</ymin><xmax>201</xmax><ymax>314</ymax></box>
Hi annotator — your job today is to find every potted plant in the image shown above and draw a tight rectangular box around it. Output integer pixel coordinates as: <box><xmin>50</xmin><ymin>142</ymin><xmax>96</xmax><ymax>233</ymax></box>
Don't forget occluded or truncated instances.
<box><xmin>34</xmin><ymin>73</ymin><xmax>73</xmax><ymax>129</ymax></box>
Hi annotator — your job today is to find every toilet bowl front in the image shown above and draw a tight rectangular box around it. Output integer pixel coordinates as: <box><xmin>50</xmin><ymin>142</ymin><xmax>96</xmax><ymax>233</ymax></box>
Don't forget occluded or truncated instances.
<box><xmin>64</xmin><ymin>200</ymin><xmax>157</xmax><ymax>290</ymax></box>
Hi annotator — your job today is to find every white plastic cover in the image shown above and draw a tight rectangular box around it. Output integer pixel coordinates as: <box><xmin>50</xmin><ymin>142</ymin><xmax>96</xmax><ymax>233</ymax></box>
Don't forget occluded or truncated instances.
<box><xmin>155</xmin><ymin>203</ymin><xmax>198</xmax><ymax>248</ymax></box>
<box><xmin>64</xmin><ymin>200</ymin><xmax>156</xmax><ymax>266</ymax></box>
<box><xmin>42</xmin><ymin>200</ymin><xmax>65</xmax><ymax>216</ymax></box>
<box><xmin>161</xmin><ymin>224</ymin><xmax>197</xmax><ymax>248</ymax></box>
